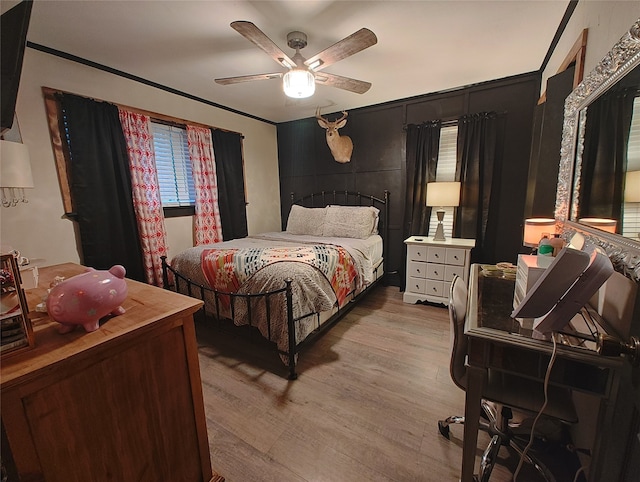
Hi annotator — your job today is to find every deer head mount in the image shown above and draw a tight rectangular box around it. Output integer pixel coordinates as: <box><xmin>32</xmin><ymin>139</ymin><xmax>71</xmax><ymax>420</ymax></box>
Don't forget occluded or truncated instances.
<box><xmin>316</xmin><ymin>108</ymin><xmax>353</xmax><ymax>164</ymax></box>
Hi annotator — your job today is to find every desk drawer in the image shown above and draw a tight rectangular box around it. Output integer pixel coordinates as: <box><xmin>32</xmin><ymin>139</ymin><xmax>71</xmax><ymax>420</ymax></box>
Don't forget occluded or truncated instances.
<box><xmin>408</xmin><ymin>245</ymin><xmax>427</xmax><ymax>262</ymax></box>
<box><xmin>408</xmin><ymin>261</ymin><xmax>427</xmax><ymax>278</ymax></box>
<box><xmin>407</xmin><ymin>277</ymin><xmax>426</xmax><ymax>294</ymax></box>
<box><xmin>446</xmin><ymin>248</ymin><xmax>466</xmax><ymax>266</ymax></box>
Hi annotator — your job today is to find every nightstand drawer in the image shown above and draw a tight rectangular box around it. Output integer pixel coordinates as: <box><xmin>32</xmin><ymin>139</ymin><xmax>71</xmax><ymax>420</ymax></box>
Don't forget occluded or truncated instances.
<box><xmin>445</xmin><ymin>248</ymin><xmax>466</xmax><ymax>266</ymax></box>
<box><xmin>407</xmin><ymin>277</ymin><xmax>426</xmax><ymax>294</ymax></box>
<box><xmin>427</xmin><ymin>247</ymin><xmax>446</xmax><ymax>263</ymax></box>
<box><xmin>408</xmin><ymin>261</ymin><xmax>427</xmax><ymax>278</ymax></box>
<box><xmin>445</xmin><ymin>264</ymin><xmax>464</xmax><ymax>281</ymax></box>
<box><xmin>425</xmin><ymin>280</ymin><xmax>444</xmax><ymax>297</ymax></box>
<box><xmin>426</xmin><ymin>263</ymin><xmax>445</xmax><ymax>280</ymax></box>
<box><xmin>408</xmin><ymin>245</ymin><xmax>427</xmax><ymax>262</ymax></box>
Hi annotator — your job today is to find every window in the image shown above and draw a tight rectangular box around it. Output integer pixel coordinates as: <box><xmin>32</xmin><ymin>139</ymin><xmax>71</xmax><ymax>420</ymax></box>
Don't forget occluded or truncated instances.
<box><xmin>428</xmin><ymin>125</ymin><xmax>458</xmax><ymax>237</ymax></box>
<box><xmin>623</xmin><ymin>96</ymin><xmax>640</xmax><ymax>238</ymax></box>
<box><xmin>150</xmin><ymin>122</ymin><xmax>196</xmax><ymax>208</ymax></box>
<box><xmin>44</xmin><ymin>89</ymin><xmax>245</xmax><ymax>226</ymax></box>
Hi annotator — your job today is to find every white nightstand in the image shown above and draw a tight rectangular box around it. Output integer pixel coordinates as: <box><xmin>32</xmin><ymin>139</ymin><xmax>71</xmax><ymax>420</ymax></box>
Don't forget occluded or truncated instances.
<box><xmin>403</xmin><ymin>236</ymin><xmax>475</xmax><ymax>305</ymax></box>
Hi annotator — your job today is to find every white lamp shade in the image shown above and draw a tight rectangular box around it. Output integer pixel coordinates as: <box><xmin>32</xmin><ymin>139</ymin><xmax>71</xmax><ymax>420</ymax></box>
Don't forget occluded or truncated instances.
<box><xmin>579</xmin><ymin>218</ymin><xmax>617</xmax><ymax>233</ymax></box>
<box><xmin>283</xmin><ymin>70</ymin><xmax>315</xmax><ymax>98</ymax></box>
<box><xmin>523</xmin><ymin>218</ymin><xmax>555</xmax><ymax>247</ymax></box>
<box><xmin>426</xmin><ymin>181</ymin><xmax>461</xmax><ymax>207</ymax></box>
<box><xmin>0</xmin><ymin>140</ymin><xmax>33</xmax><ymax>188</ymax></box>
<box><xmin>625</xmin><ymin>170</ymin><xmax>640</xmax><ymax>203</ymax></box>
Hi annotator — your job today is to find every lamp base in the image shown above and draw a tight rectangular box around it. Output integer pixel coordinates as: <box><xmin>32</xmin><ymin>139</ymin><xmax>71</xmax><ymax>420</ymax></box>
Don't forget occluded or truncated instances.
<box><xmin>432</xmin><ymin>209</ymin><xmax>446</xmax><ymax>241</ymax></box>
<box><xmin>433</xmin><ymin>222</ymin><xmax>446</xmax><ymax>242</ymax></box>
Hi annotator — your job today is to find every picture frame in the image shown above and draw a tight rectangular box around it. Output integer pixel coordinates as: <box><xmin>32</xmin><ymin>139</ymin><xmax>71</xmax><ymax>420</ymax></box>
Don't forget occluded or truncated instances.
<box><xmin>1</xmin><ymin>254</ymin><xmax>34</xmax><ymax>357</ymax></box>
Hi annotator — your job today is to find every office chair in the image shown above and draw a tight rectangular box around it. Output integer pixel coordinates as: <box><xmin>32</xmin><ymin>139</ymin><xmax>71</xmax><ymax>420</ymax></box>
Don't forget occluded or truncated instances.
<box><xmin>438</xmin><ymin>275</ymin><xmax>578</xmax><ymax>482</ymax></box>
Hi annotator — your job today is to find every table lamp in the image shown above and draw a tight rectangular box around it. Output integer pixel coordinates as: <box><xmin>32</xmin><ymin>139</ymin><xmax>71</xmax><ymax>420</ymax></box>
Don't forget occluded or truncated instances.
<box><xmin>426</xmin><ymin>181</ymin><xmax>460</xmax><ymax>241</ymax></box>
<box><xmin>0</xmin><ymin>140</ymin><xmax>34</xmax><ymax>207</ymax></box>
<box><xmin>523</xmin><ymin>218</ymin><xmax>555</xmax><ymax>247</ymax></box>
<box><xmin>625</xmin><ymin>170</ymin><xmax>640</xmax><ymax>203</ymax></box>
<box><xmin>579</xmin><ymin>218</ymin><xmax>617</xmax><ymax>233</ymax></box>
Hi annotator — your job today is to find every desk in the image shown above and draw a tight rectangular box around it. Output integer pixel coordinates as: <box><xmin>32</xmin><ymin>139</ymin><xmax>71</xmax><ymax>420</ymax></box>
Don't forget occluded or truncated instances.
<box><xmin>461</xmin><ymin>264</ymin><xmax>625</xmax><ymax>482</ymax></box>
<box><xmin>1</xmin><ymin>263</ymin><xmax>224</xmax><ymax>482</ymax></box>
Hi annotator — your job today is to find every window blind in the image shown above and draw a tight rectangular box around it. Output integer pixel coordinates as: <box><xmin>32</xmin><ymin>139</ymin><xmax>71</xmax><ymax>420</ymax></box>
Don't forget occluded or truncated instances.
<box><xmin>429</xmin><ymin>125</ymin><xmax>458</xmax><ymax>237</ymax></box>
<box><xmin>623</xmin><ymin>96</ymin><xmax>640</xmax><ymax>238</ymax></box>
<box><xmin>151</xmin><ymin>123</ymin><xmax>195</xmax><ymax>207</ymax></box>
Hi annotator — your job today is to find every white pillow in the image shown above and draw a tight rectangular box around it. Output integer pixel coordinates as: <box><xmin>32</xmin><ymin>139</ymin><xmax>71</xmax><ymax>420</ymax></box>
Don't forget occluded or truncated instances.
<box><xmin>323</xmin><ymin>205</ymin><xmax>380</xmax><ymax>239</ymax></box>
<box><xmin>286</xmin><ymin>205</ymin><xmax>326</xmax><ymax>236</ymax></box>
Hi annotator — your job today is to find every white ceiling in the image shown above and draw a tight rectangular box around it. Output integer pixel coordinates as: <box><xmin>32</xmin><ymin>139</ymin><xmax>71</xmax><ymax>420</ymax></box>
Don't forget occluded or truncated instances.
<box><xmin>11</xmin><ymin>0</ymin><xmax>569</xmax><ymax>123</ymax></box>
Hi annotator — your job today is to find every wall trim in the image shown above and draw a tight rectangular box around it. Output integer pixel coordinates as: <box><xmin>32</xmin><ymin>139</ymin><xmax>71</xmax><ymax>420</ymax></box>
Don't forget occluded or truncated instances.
<box><xmin>26</xmin><ymin>41</ymin><xmax>276</xmax><ymax>126</ymax></box>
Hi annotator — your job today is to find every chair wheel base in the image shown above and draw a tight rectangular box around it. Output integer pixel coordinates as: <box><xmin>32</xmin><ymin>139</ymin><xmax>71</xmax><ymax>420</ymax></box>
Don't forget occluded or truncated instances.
<box><xmin>438</xmin><ymin>420</ymin><xmax>451</xmax><ymax>439</ymax></box>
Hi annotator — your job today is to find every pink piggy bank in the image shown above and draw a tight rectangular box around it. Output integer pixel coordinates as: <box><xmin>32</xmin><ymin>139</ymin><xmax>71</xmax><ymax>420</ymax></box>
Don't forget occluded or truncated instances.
<box><xmin>46</xmin><ymin>265</ymin><xmax>128</xmax><ymax>334</ymax></box>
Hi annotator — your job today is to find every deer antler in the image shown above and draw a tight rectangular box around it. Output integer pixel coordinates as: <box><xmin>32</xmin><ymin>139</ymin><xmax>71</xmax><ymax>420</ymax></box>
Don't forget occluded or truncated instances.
<box><xmin>315</xmin><ymin>107</ymin><xmax>327</xmax><ymax>121</ymax></box>
<box><xmin>335</xmin><ymin>111</ymin><xmax>348</xmax><ymax>123</ymax></box>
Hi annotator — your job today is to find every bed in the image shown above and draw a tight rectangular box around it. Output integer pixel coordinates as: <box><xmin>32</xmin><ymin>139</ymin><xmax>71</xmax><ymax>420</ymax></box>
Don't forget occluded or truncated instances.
<box><xmin>161</xmin><ymin>190</ymin><xmax>389</xmax><ymax>379</ymax></box>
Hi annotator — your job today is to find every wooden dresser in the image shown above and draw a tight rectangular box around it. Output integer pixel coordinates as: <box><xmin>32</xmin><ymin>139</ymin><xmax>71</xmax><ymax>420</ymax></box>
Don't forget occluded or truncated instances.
<box><xmin>0</xmin><ymin>263</ymin><xmax>224</xmax><ymax>482</ymax></box>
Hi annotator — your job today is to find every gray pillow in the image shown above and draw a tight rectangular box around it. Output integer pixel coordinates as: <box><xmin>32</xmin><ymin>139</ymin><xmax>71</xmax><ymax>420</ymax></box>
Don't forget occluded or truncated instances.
<box><xmin>286</xmin><ymin>205</ymin><xmax>326</xmax><ymax>236</ymax></box>
<box><xmin>323</xmin><ymin>205</ymin><xmax>379</xmax><ymax>238</ymax></box>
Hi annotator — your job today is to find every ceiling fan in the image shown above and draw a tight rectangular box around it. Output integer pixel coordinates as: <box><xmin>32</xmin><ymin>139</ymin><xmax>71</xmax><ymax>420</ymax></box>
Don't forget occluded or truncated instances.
<box><xmin>214</xmin><ymin>21</ymin><xmax>377</xmax><ymax>98</ymax></box>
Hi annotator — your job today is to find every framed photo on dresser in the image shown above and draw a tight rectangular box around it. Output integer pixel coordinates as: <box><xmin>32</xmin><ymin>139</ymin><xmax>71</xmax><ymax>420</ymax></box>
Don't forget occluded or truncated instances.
<box><xmin>1</xmin><ymin>254</ymin><xmax>34</xmax><ymax>357</ymax></box>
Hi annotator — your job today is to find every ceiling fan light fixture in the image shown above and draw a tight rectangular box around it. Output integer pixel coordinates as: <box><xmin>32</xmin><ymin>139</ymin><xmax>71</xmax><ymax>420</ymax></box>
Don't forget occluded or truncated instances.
<box><xmin>283</xmin><ymin>69</ymin><xmax>315</xmax><ymax>98</ymax></box>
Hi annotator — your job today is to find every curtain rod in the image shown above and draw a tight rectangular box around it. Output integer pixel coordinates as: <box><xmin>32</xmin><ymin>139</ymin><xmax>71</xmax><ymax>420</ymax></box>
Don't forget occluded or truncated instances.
<box><xmin>41</xmin><ymin>86</ymin><xmax>245</xmax><ymax>138</ymax></box>
<box><xmin>402</xmin><ymin>110</ymin><xmax>508</xmax><ymax>131</ymax></box>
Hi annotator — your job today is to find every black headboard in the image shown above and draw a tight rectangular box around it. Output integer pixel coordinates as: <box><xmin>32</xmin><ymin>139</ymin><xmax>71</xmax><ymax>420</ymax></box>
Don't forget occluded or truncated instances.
<box><xmin>288</xmin><ymin>190</ymin><xmax>390</xmax><ymax>266</ymax></box>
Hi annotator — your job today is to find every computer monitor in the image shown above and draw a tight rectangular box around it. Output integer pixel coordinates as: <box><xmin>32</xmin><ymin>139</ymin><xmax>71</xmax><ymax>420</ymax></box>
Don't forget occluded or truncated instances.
<box><xmin>511</xmin><ymin>244</ymin><xmax>614</xmax><ymax>334</ymax></box>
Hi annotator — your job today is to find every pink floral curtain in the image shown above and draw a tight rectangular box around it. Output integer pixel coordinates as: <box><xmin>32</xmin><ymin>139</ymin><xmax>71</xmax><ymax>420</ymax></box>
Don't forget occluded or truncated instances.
<box><xmin>186</xmin><ymin>125</ymin><xmax>223</xmax><ymax>245</ymax></box>
<box><xmin>118</xmin><ymin>109</ymin><xmax>168</xmax><ymax>286</ymax></box>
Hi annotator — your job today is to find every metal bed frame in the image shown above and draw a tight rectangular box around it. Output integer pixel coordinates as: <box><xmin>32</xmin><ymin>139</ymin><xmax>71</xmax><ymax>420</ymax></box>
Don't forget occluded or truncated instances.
<box><xmin>161</xmin><ymin>190</ymin><xmax>389</xmax><ymax>379</ymax></box>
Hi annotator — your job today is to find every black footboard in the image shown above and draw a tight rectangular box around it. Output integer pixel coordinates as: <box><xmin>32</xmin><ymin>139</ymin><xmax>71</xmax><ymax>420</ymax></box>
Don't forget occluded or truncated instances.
<box><xmin>161</xmin><ymin>255</ymin><xmax>300</xmax><ymax>379</ymax></box>
<box><xmin>161</xmin><ymin>255</ymin><xmax>385</xmax><ymax>379</ymax></box>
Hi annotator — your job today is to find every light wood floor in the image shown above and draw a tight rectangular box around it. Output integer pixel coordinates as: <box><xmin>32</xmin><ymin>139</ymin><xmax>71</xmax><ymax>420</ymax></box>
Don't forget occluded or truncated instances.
<box><xmin>195</xmin><ymin>285</ymin><xmax>568</xmax><ymax>482</ymax></box>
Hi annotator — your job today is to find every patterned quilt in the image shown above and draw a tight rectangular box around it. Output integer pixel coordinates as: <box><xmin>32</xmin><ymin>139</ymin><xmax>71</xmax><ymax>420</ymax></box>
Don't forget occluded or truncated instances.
<box><xmin>201</xmin><ymin>244</ymin><xmax>358</xmax><ymax>307</ymax></box>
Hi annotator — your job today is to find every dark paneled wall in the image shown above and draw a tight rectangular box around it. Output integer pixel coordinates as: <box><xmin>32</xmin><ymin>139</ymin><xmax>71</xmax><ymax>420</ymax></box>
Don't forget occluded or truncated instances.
<box><xmin>525</xmin><ymin>66</ymin><xmax>575</xmax><ymax>219</ymax></box>
<box><xmin>277</xmin><ymin>73</ymin><xmax>541</xmax><ymax>287</ymax></box>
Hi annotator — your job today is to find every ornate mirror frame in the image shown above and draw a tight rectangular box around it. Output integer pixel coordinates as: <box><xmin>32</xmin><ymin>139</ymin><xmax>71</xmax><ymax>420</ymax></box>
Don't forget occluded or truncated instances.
<box><xmin>555</xmin><ymin>18</ymin><xmax>640</xmax><ymax>283</ymax></box>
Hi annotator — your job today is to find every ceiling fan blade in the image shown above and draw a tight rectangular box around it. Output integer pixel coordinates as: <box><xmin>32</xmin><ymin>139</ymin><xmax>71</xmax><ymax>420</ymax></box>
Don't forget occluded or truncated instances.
<box><xmin>231</xmin><ymin>21</ymin><xmax>296</xmax><ymax>69</ymax></box>
<box><xmin>314</xmin><ymin>72</ymin><xmax>372</xmax><ymax>94</ymax></box>
<box><xmin>304</xmin><ymin>28</ymin><xmax>377</xmax><ymax>72</ymax></box>
<box><xmin>215</xmin><ymin>73</ymin><xmax>283</xmax><ymax>85</ymax></box>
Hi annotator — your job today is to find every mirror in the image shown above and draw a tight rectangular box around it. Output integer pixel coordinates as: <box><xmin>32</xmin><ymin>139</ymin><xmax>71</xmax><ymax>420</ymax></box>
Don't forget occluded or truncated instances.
<box><xmin>574</xmin><ymin>60</ymin><xmax>640</xmax><ymax>238</ymax></box>
<box><xmin>556</xmin><ymin>18</ymin><xmax>640</xmax><ymax>282</ymax></box>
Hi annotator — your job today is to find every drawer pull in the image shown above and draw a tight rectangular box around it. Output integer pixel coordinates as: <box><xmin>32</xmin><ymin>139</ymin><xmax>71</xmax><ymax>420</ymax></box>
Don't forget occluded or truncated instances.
<box><xmin>434</xmin><ymin>271</ymin><xmax>439</xmax><ymax>276</ymax></box>
<box><xmin>415</xmin><ymin>284</ymin><xmax>420</xmax><ymax>289</ymax></box>
<box><xmin>416</xmin><ymin>268</ymin><xmax>421</xmax><ymax>273</ymax></box>
<box><xmin>432</xmin><ymin>287</ymin><xmax>438</xmax><ymax>292</ymax></box>
<box><xmin>434</xmin><ymin>253</ymin><xmax>439</xmax><ymax>258</ymax></box>
<box><xmin>454</xmin><ymin>255</ymin><xmax>459</xmax><ymax>260</ymax></box>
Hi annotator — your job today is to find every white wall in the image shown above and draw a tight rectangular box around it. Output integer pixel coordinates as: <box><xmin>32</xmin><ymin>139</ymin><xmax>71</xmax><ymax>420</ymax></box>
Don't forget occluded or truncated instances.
<box><xmin>542</xmin><ymin>1</ymin><xmax>640</xmax><ymax>94</ymax></box>
<box><xmin>1</xmin><ymin>48</ymin><xmax>281</xmax><ymax>267</ymax></box>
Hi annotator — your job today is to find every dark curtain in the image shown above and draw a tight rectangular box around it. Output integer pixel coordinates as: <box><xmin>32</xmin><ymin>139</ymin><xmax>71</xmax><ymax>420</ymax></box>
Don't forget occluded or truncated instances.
<box><xmin>403</xmin><ymin>121</ymin><xmax>441</xmax><ymax>237</ymax></box>
<box><xmin>579</xmin><ymin>88</ymin><xmax>634</xmax><ymax>227</ymax></box>
<box><xmin>59</xmin><ymin>93</ymin><xmax>145</xmax><ymax>282</ymax></box>
<box><xmin>401</xmin><ymin>121</ymin><xmax>441</xmax><ymax>289</ymax></box>
<box><xmin>211</xmin><ymin>128</ymin><xmax>248</xmax><ymax>240</ymax></box>
<box><xmin>454</xmin><ymin>112</ymin><xmax>500</xmax><ymax>264</ymax></box>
